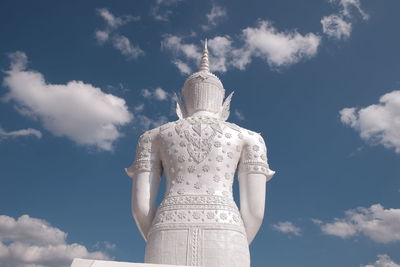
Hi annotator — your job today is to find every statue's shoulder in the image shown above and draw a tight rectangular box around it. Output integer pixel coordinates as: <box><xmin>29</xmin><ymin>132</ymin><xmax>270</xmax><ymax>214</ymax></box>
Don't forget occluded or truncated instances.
<box><xmin>224</xmin><ymin>122</ymin><xmax>266</xmax><ymax>144</ymax></box>
<box><xmin>140</xmin><ymin>120</ymin><xmax>180</xmax><ymax>138</ymax></box>
<box><xmin>222</xmin><ymin>121</ymin><xmax>243</xmax><ymax>133</ymax></box>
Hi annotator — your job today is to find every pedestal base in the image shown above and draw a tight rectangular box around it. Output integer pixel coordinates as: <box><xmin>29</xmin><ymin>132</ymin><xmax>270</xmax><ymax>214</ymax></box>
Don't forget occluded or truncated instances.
<box><xmin>71</xmin><ymin>258</ymin><xmax>187</xmax><ymax>267</ymax></box>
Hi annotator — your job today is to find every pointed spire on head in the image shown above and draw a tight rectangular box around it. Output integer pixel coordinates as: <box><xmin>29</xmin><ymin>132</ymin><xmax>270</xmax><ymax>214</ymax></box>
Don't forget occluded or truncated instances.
<box><xmin>199</xmin><ymin>39</ymin><xmax>210</xmax><ymax>72</ymax></box>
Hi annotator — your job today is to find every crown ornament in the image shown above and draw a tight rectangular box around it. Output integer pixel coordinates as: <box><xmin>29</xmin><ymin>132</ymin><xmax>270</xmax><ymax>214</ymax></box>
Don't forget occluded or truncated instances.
<box><xmin>177</xmin><ymin>39</ymin><xmax>234</xmax><ymax>121</ymax></box>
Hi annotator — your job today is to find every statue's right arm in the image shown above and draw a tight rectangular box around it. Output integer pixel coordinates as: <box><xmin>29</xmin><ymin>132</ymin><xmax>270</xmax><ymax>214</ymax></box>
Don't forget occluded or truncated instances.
<box><xmin>237</xmin><ymin>132</ymin><xmax>275</xmax><ymax>245</ymax></box>
<box><xmin>131</xmin><ymin>170</ymin><xmax>161</xmax><ymax>241</ymax></box>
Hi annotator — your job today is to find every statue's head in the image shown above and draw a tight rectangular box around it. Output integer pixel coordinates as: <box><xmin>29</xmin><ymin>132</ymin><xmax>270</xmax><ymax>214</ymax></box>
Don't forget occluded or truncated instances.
<box><xmin>177</xmin><ymin>40</ymin><xmax>233</xmax><ymax>120</ymax></box>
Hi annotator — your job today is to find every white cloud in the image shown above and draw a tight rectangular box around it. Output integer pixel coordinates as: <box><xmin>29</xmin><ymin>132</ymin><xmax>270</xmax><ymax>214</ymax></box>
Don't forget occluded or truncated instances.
<box><xmin>3</xmin><ymin>51</ymin><xmax>133</xmax><ymax>151</ymax></box>
<box><xmin>136</xmin><ymin>115</ymin><xmax>169</xmax><ymax>130</ymax></box>
<box><xmin>321</xmin><ymin>0</ymin><xmax>368</xmax><ymax>40</ymax></box>
<box><xmin>173</xmin><ymin>60</ymin><xmax>192</xmax><ymax>75</ymax></box>
<box><xmin>161</xmin><ymin>35</ymin><xmax>201</xmax><ymax>62</ymax></box>
<box><xmin>202</xmin><ymin>4</ymin><xmax>227</xmax><ymax>31</ymax></box>
<box><xmin>141</xmin><ymin>87</ymin><xmax>170</xmax><ymax>101</ymax></box>
<box><xmin>337</xmin><ymin>0</ymin><xmax>369</xmax><ymax>20</ymax></box>
<box><xmin>154</xmin><ymin>87</ymin><xmax>168</xmax><ymax>101</ymax></box>
<box><xmin>150</xmin><ymin>0</ymin><xmax>183</xmax><ymax>22</ymax></box>
<box><xmin>321</xmin><ymin>14</ymin><xmax>352</xmax><ymax>39</ymax></box>
<box><xmin>339</xmin><ymin>90</ymin><xmax>400</xmax><ymax>153</ymax></box>
<box><xmin>111</xmin><ymin>34</ymin><xmax>144</xmax><ymax>59</ymax></box>
<box><xmin>321</xmin><ymin>219</ymin><xmax>357</xmax><ymax>238</ymax></box>
<box><xmin>207</xmin><ymin>36</ymin><xmax>233</xmax><ymax>72</ymax></box>
<box><xmin>97</xmin><ymin>8</ymin><xmax>138</xmax><ymax>29</ymax></box>
<box><xmin>239</xmin><ymin>20</ymin><xmax>321</xmax><ymax>69</ymax></box>
<box><xmin>95</xmin><ymin>8</ymin><xmax>143</xmax><ymax>60</ymax></box>
<box><xmin>0</xmin><ymin>128</ymin><xmax>42</xmax><ymax>139</ymax></box>
<box><xmin>319</xmin><ymin>204</ymin><xmax>400</xmax><ymax>243</ymax></box>
<box><xmin>363</xmin><ymin>255</ymin><xmax>400</xmax><ymax>267</ymax></box>
<box><xmin>95</xmin><ymin>30</ymin><xmax>109</xmax><ymax>44</ymax></box>
<box><xmin>0</xmin><ymin>214</ymin><xmax>109</xmax><ymax>267</ymax></box>
<box><xmin>162</xmin><ymin>21</ymin><xmax>320</xmax><ymax>74</ymax></box>
<box><xmin>234</xmin><ymin>109</ymin><xmax>245</xmax><ymax>121</ymax></box>
<box><xmin>272</xmin><ymin>221</ymin><xmax>301</xmax><ymax>236</ymax></box>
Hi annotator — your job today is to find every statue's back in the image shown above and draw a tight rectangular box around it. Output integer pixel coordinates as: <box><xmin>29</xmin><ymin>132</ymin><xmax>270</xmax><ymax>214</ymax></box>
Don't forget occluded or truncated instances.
<box><xmin>128</xmin><ymin>116</ymin><xmax>273</xmax><ymax>266</ymax></box>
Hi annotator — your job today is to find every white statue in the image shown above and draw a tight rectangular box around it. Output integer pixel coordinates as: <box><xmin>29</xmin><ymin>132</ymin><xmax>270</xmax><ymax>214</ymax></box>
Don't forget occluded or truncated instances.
<box><xmin>126</xmin><ymin>40</ymin><xmax>275</xmax><ymax>267</ymax></box>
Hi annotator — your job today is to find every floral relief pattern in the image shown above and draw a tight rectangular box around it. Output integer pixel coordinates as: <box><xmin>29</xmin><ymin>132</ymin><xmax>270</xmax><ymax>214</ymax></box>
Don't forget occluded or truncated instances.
<box><xmin>128</xmin><ymin>115</ymin><xmax>274</xmax><ymax>240</ymax></box>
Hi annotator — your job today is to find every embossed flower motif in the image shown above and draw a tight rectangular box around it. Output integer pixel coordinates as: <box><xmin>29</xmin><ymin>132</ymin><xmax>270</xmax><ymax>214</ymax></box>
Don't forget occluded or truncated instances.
<box><xmin>166</xmin><ymin>213</ymin><xmax>173</xmax><ymax>221</ymax></box>
<box><xmin>194</xmin><ymin>182</ymin><xmax>202</xmax><ymax>189</ymax></box>
<box><xmin>258</xmin><ymin>137</ymin><xmax>264</xmax><ymax>144</ymax></box>
<box><xmin>138</xmin><ymin>151</ymin><xmax>149</xmax><ymax>158</ymax></box>
<box><xmin>225</xmin><ymin>133</ymin><xmax>232</xmax><ymax>138</ymax></box>
<box><xmin>188</xmin><ymin>165</ymin><xmax>196</xmax><ymax>173</ymax></box>
<box><xmin>260</xmin><ymin>154</ymin><xmax>266</xmax><ymax>161</ymax></box>
<box><xmin>213</xmin><ymin>175</ymin><xmax>221</xmax><ymax>182</ymax></box>
<box><xmin>224</xmin><ymin>173</ymin><xmax>231</xmax><ymax>180</ymax></box>
<box><xmin>238</xmin><ymin>133</ymin><xmax>244</xmax><ymax>139</ymax></box>
<box><xmin>232</xmin><ymin>215</ymin><xmax>239</xmax><ymax>223</ymax></box>
<box><xmin>178</xmin><ymin>155</ymin><xmax>186</xmax><ymax>163</ymax></box>
<box><xmin>220</xmin><ymin>213</ymin><xmax>228</xmax><ymax>220</ymax></box>
<box><xmin>192</xmin><ymin>212</ymin><xmax>201</xmax><ymax>220</ymax></box>
<box><xmin>253</xmin><ymin>145</ymin><xmax>260</xmax><ymax>152</ymax></box>
<box><xmin>206</xmin><ymin>211</ymin><xmax>215</xmax><ymax>219</ymax></box>
<box><xmin>177</xmin><ymin>211</ymin><xmax>186</xmax><ymax>220</ymax></box>
<box><xmin>179</xmin><ymin>141</ymin><xmax>186</xmax><ymax>147</ymax></box>
<box><xmin>216</xmin><ymin>155</ymin><xmax>223</xmax><ymax>162</ymax></box>
<box><xmin>177</xmin><ymin>189</ymin><xmax>185</xmax><ymax>195</ymax></box>
<box><xmin>214</xmin><ymin>141</ymin><xmax>222</xmax><ymax>148</ymax></box>
<box><xmin>206</xmin><ymin>188</ymin><xmax>215</xmax><ymax>195</ymax></box>
<box><xmin>227</xmin><ymin>152</ymin><xmax>233</xmax><ymax>159</ymax></box>
<box><xmin>176</xmin><ymin>175</ymin><xmax>184</xmax><ymax>183</ymax></box>
<box><xmin>202</xmin><ymin>165</ymin><xmax>210</xmax><ymax>172</ymax></box>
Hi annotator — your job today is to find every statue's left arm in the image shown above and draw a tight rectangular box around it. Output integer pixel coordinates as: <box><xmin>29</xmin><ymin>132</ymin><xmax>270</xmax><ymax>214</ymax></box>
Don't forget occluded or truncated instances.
<box><xmin>125</xmin><ymin>130</ymin><xmax>163</xmax><ymax>241</ymax></box>
<box><xmin>238</xmin><ymin>132</ymin><xmax>275</xmax><ymax>245</ymax></box>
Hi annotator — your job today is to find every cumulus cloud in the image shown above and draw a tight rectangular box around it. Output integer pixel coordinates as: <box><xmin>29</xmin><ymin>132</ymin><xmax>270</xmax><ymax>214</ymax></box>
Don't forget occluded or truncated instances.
<box><xmin>162</xmin><ymin>21</ymin><xmax>320</xmax><ymax>74</ymax></box>
<box><xmin>321</xmin><ymin>0</ymin><xmax>368</xmax><ymax>40</ymax></box>
<box><xmin>202</xmin><ymin>4</ymin><xmax>227</xmax><ymax>31</ymax></box>
<box><xmin>318</xmin><ymin>204</ymin><xmax>400</xmax><ymax>243</ymax></box>
<box><xmin>2</xmin><ymin>51</ymin><xmax>133</xmax><ymax>151</ymax></box>
<box><xmin>0</xmin><ymin>214</ymin><xmax>109</xmax><ymax>267</ymax></box>
<box><xmin>339</xmin><ymin>90</ymin><xmax>400</xmax><ymax>153</ymax></box>
<box><xmin>238</xmin><ymin>20</ymin><xmax>320</xmax><ymax>69</ymax></box>
<box><xmin>363</xmin><ymin>255</ymin><xmax>400</xmax><ymax>267</ymax></box>
<box><xmin>272</xmin><ymin>221</ymin><xmax>301</xmax><ymax>236</ymax></box>
<box><xmin>95</xmin><ymin>8</ymin><xmax>143</xmax><ymax>59</ymax></box>
<box><xmin>0</xmin><ymin>128</ymin><xmax>42</xmax><ymax>139</ymax></box>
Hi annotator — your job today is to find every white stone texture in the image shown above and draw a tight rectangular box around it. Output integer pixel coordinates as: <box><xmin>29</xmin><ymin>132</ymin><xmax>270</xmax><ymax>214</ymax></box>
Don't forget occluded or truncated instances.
<box><xmin>71</xmin><ymin>258</ymin><xmax>186</xmax><ymax>267</ymax></box>
<box><xmin>125</xmin><ymin>41</ymin><xmax>275</xmax><ymax>267</ymax></box>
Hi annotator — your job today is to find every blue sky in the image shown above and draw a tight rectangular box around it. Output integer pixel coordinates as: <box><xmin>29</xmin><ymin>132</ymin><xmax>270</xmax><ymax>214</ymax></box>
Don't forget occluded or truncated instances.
<box><xmin>0</xmin><ymin>0</ymin><xmax>399</xmax><ymax>266</ymax></box>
